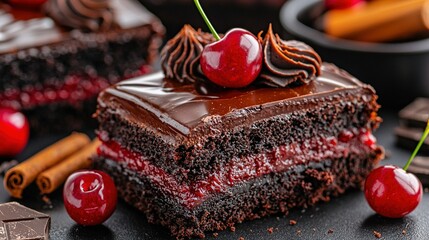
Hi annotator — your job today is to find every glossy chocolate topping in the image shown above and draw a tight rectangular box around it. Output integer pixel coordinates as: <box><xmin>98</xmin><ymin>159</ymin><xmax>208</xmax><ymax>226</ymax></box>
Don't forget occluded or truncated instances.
<box><xmin>257</xmin><ymin>25</ymin><xmax>322</xmax><ymax>87</ymax></box>
<box><xmin>160</xmin><ymin>25</ymin><xmax>216</xmax><ymax>83</ymax></box>
<box><xmin>99</xmin><ymin>63</ymin><xmax>375</xmax><ymax>138</ymax></box>
<box><xmin>0</xmin><ymin>7</ymin><xmax>62</xmax><ymax>53</ymax></box>
<box><xmin>45</xmin><ymin>0</ymin><xmax>114</xmax><ymax>31</ymax></box>
<box><xmin>0</xmin><ymin>0</ymin><xmax>160</xmax><ymax>54</ymax></box>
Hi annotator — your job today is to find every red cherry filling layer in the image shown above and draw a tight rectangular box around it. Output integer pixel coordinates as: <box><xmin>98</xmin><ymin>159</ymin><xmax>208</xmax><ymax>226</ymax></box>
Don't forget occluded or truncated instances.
<box><xmin>97</xmin><ymin>128</ymin><xmax>379</xmax><ymax>208</ymax></box>
<box><xmin>0</xmin><ymin>65</ymin><xmax>151</xmax><ymax>110</ymax></box>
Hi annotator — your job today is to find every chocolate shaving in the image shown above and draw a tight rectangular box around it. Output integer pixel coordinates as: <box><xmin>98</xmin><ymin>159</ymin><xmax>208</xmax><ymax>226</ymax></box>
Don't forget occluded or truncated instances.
<box><xmin>160</xmin><ymin>25</ymin><xmax>216</xmax><ymax>83</ymax></box>
<box><xmin>257</xmin><ymin>24</ymin><xmax>322</xmax><ymax>87</ymax></box>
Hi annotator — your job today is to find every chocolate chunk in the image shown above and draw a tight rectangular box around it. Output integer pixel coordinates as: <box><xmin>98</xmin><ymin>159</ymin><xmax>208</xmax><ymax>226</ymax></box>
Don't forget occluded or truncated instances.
<box><xmin>395</xmin><ymin>127</ymin><xmax>429</xmax><ymax>154</ymax></box>
<box><xmin>0</xmin><ymin>202</ymin><xmax>50</xmax><ymax>240</ymax></box>
<box><xmin>407</xmin><ymin>156</ymin><xmax>429</xmax><ymax>186</ymax></box>
<box><xmin>399</xmin><ymin>98</ymin><xmax>429</xmax><ymax>129</ymax></box>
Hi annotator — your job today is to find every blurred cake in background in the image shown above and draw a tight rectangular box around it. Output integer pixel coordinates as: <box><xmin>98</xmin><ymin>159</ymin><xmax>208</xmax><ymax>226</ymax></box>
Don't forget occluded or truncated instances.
<box><xmin>139</xmin><ymin>0</ymin><xmax>288</xmax><ymax>38</ymax></box>
<box><xmin>0</xmin><ymin>0</ymin><xmax>164</xmax><ymax>134</ymax></box>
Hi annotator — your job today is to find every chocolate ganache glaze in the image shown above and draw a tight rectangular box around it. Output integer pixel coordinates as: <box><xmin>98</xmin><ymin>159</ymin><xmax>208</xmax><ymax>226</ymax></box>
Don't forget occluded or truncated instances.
<box><xmin>257</xmin><ymin>25</ymin><xmax>322</xmax><ymax>87</ymax></box>
<box><xmin>45</xmin><ymin>0</ymin><xmax>114</xmax><ymax>31</ymax></box>
<box><xmin>160</xmin><ymin>25</ymin><xmax>216</xmax><ymax>83</ymax></box>
<box><xmin>99</xmin><ymin>63</ymin><xmax>376</xmax><ymax>139</ymax></box>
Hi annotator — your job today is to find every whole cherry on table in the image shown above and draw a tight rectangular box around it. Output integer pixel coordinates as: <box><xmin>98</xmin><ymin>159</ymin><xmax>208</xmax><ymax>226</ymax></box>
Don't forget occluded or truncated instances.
<box><xmin>364</xmin><ymin>120</ymin><xmax>429</xmax><ymax>218</ymax></box>
<box><xmin>0</xmin><ymin>108</ymin><xmax>29</xmax><ymax>157</ymax></box>
<box><xmin>63</xmin><ymin>170</ymin><xmax>118</xmax><ymax>225</ymax></box>
<box><xmin>193</xmin><ymin>0</ymin><xmax>263</xmax><ymax>88</ymax></box>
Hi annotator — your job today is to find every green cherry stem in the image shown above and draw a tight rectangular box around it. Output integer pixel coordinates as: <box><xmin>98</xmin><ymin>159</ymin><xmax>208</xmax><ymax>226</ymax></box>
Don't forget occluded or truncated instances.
<box><xmin>403</xmin><ymin>120</ymin><xmax>429</xmax><ymax>171</ymax></box>
<box><xmin>193</xmin><ymin>0</ymin><xmax>220</xmax><ymax>41</ymax></box>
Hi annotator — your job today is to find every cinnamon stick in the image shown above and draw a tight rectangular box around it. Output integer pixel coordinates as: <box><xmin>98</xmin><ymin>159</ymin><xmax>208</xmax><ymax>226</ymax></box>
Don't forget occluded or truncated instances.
<box><xmin>324</xmin><ymin>0</ymin><xmax>429</xmax><ymax>42</ymax></box>
<box><xmin>36</xmin><ymin>139</ymin><xmax>101</xmax><ymax>194</ymax></box>
<box><xmin>4</xmin><ymin>133</ymin><xmax>90</xmax><ymax>198</ymax></box>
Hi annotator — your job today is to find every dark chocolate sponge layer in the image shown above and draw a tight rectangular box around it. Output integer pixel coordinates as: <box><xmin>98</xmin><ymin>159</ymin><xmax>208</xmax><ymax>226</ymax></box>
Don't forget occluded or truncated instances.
<box><xmin>97</xmin><ymin>85</ymin><xmax>380</xmax><ymax>183</ymax></box>
<box><xmin>0</xmin><ymin>26</ymin><xmax>162</xmax><ymax>107</ymax></box>
<box><xmin>94</xmin><ymin>148</ymin><xmax>384</xmax><ymax>239</ymax></box>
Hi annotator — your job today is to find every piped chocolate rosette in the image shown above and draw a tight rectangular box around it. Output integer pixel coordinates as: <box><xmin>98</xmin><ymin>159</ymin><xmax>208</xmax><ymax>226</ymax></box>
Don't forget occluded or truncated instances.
<box><xmin>45</xmin><ymin>0</ymin><xmax>114</xmax><ymax>31</ymax></box>
<box><xmin>160</xmin><ymin>24</ymin><xmax>322</xmax><ymax>88</ymax></box>
<box><xmin>257</xmin><ymin>25</ymin><xmax>322</xmax><ymax>87</ymax></box>
<box><xmin>160</xmin><ymin>25</ymin><xmax>217</xmax><ymax>83</ymax></box>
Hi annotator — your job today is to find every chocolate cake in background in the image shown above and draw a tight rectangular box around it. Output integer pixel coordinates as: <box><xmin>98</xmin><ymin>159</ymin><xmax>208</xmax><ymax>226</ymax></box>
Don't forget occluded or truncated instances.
<box><xmin>94</xmin><ymin>26</ymin><xmax>384</xmax><ymax>238</ymax></box>
<box><xmin>0</xmin><ymin>0</ymin><xmax>164</xmax><ymax>134</ymax></box>
<box><xmin>139</xmin><ymin>0</ymin><xmax>287</xmax><ymax>38</ymax></box>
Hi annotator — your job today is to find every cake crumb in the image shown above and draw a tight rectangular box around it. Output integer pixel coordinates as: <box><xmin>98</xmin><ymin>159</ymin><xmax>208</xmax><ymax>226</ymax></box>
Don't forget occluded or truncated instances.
<box><xmin>296</xmin><ymin>229</ymin><xmax>302</xmax><ymax>236</ymax></box>
<box><xmin>213</xmin><ymin>232</ymin><xmax>219</xmax><ymax>238</ymax></box>
<box><xmin>238</xmin><ymin>237</ymin><xmax>245</xmax><ymax>240</ymax></box>
<box><xmin>402</xmin><ymin>223</ymin><xmax>409</xmax><ymax>235</ymax></box>
<box><xmin>289</xmin><ymin>219</ymin><xmax>297</xmax><ymax>226</ymax></box>
<box><xmin>276</xmin><ymin>216</ymin><xmax>280</xmax><ymax>221</ymax></box>
<box><xmin>230</xmin><ymin>226</ymin><xmax>236</xmax><ymax>232</ymax></box>
<box><xmin>267</xmin><ymin>227</ymin><xmax>274</xmax><ymax>234</ymax></box>
<box><xmin>328</xmin><ymin>229</ymin><xmax>334</xmax><ymax>234</ymax></box>
<box><xmin>41</xmin><ymin>195</ymin><xmax>53</xmax><ymax>209</ymax></box>
<box><xmin>312</xmin><ymin>228</ymin><xmax>317</xmax><ymax>232</ymax></box>
<box><xmin>373</xmin><ymin>230</ymin><xmax>382</xmax><ymax>238</ymax></box>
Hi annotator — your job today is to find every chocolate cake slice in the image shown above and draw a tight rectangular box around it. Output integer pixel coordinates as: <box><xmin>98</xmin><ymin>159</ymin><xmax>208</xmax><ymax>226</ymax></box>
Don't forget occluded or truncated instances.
<box><xmin>94</xmin><ymin>26</ymin><xmax>383</xmax><ymax>238</ymax></box>
<box><xmin>0</xmin><ymin>0</ymin><xmax>164</xmax><ymax>134</ymax></box>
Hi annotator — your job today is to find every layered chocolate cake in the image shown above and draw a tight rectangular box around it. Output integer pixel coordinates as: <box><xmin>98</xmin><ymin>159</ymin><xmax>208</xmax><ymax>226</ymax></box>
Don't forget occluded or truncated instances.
<box><xmin>0</xmin><ymin>0</ymin><xmax>164</xmax><ymax>134</ymax></box>
<box><xmin>94</xmin><ymin>26</ymin><xmax>384</xmax><ymax>238</ymax></box>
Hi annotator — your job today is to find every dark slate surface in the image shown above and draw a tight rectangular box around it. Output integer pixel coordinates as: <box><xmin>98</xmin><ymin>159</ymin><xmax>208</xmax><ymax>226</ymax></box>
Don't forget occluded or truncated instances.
<box><xmin>1</xmin><ymin>111</ymin><xmax>428</xmax><ymax>240</ymax></box>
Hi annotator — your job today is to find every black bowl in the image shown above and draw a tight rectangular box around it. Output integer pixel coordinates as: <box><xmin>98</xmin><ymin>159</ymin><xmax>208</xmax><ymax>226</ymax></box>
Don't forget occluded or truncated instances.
<box><xmin>280</xmin><ymin>0</ymin><xmax>429</xmax><ymax>109</ymax></box>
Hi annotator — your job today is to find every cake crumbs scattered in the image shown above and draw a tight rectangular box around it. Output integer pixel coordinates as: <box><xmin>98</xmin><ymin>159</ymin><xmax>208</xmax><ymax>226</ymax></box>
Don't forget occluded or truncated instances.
<box><xmin>267</xmin><ymin>227</ymin><xmax>274</xmax><ymax>234</ymax></box>
<box><xmin>328</xmin><ymin>229</ymin><xmax>334</xmax><ymax>234</ymax></box>
<box><xmin>402</xmin><ymin>223</ymin><xmax>409</xmax><ymax>235</ymax></box>
<box><xmin>41</xmin><ymin>195</ymin><xmax>53</xmax><ymax>209</ymax></box>
<box><xmin>230</xmin><ymin>226</ymin><xmax>236</xmax><ymax>232</ymax></box>
<box><xmin>289</xmin><ymin>219</ymin><xmax>297</xmax><ymax>226</ymax></box>
<box><xmin>212</xmin><ymin>232</ymin><xmax>219</xmax><ymax>238</ymax></box>
<box><xmin>373</xmin><ymin>230</ymin><xmax>382</xmax><ymax>238</ymax></box>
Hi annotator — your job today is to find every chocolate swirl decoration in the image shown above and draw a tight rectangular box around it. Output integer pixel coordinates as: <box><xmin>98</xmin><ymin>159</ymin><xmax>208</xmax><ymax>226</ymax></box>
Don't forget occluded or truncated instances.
<box><xmin>45</xmin><ymin>0</ymin><xmax>114</xmax><ymax>31</ymax></box>
<box><xmin>257</xmin><ymin>25</ymin><xmax>322</xmax><ymax>87</ymax></box>
<box><xmin>160</xmin><ymin>25</ymin><xmax>216</xmax><ymax>83</ymax></box>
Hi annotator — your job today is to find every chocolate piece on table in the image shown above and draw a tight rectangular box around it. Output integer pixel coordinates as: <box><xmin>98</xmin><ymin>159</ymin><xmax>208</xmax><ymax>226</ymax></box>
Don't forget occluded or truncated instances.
<box><xmin>399</xmin><ymin>98</ymin><xmax>429</xmax><ymax>130</ymax></box>
<box><xmin>0</xmin><ymin>202</ymin><xmax>50</xmax><ymax>240</ymax></box>
<box><xmin>407</xmin><ymin>156</ymin><xmax>429</xmax><ymax>186</ymax></box>
<box><xmin>395</xmin><ymin>126</ymin><xmax>429</xmax><ymax>154</ymax></box>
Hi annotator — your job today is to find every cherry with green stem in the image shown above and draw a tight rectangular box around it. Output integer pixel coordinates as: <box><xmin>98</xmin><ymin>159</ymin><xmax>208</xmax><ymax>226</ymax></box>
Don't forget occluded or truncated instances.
<box><xmin>194</xmin><ymin>0</ymin><xmax>263</xmax><ymax>88</ymax></box>
<box><xmin>364</xmin><ymin>120</ymin><xmax>428</xmax><ymax>218</ymax></box>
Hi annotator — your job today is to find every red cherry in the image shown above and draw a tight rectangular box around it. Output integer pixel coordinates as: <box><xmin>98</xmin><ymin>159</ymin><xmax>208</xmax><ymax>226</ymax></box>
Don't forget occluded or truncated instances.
<box><xmin>0</xmin><ymin>108</ymin><xmax>29</xmax><ymax>157</ymax></box>
<box><xmin>200</xmin><ymin>28</ymin><xmax>263</xmax><ymax>88</ymax></box>
<box><xmin>63</xmin><ymin>170</ymin><xmax>117</xmax><ymax>226</ymax></box>
<box><xmin>325</xmin><ymin>0</ymin><xmax>364</xmax><ymax>10</ymax></box>
<box><xmin>8</xmin><ymin>0</ymin><xmax>47</xmax><ymax>7</ymax></box>
<box><xmin>364</xmin><ymin>165</ymin><xmax>422</xmax><ymax>218</ymax></box>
